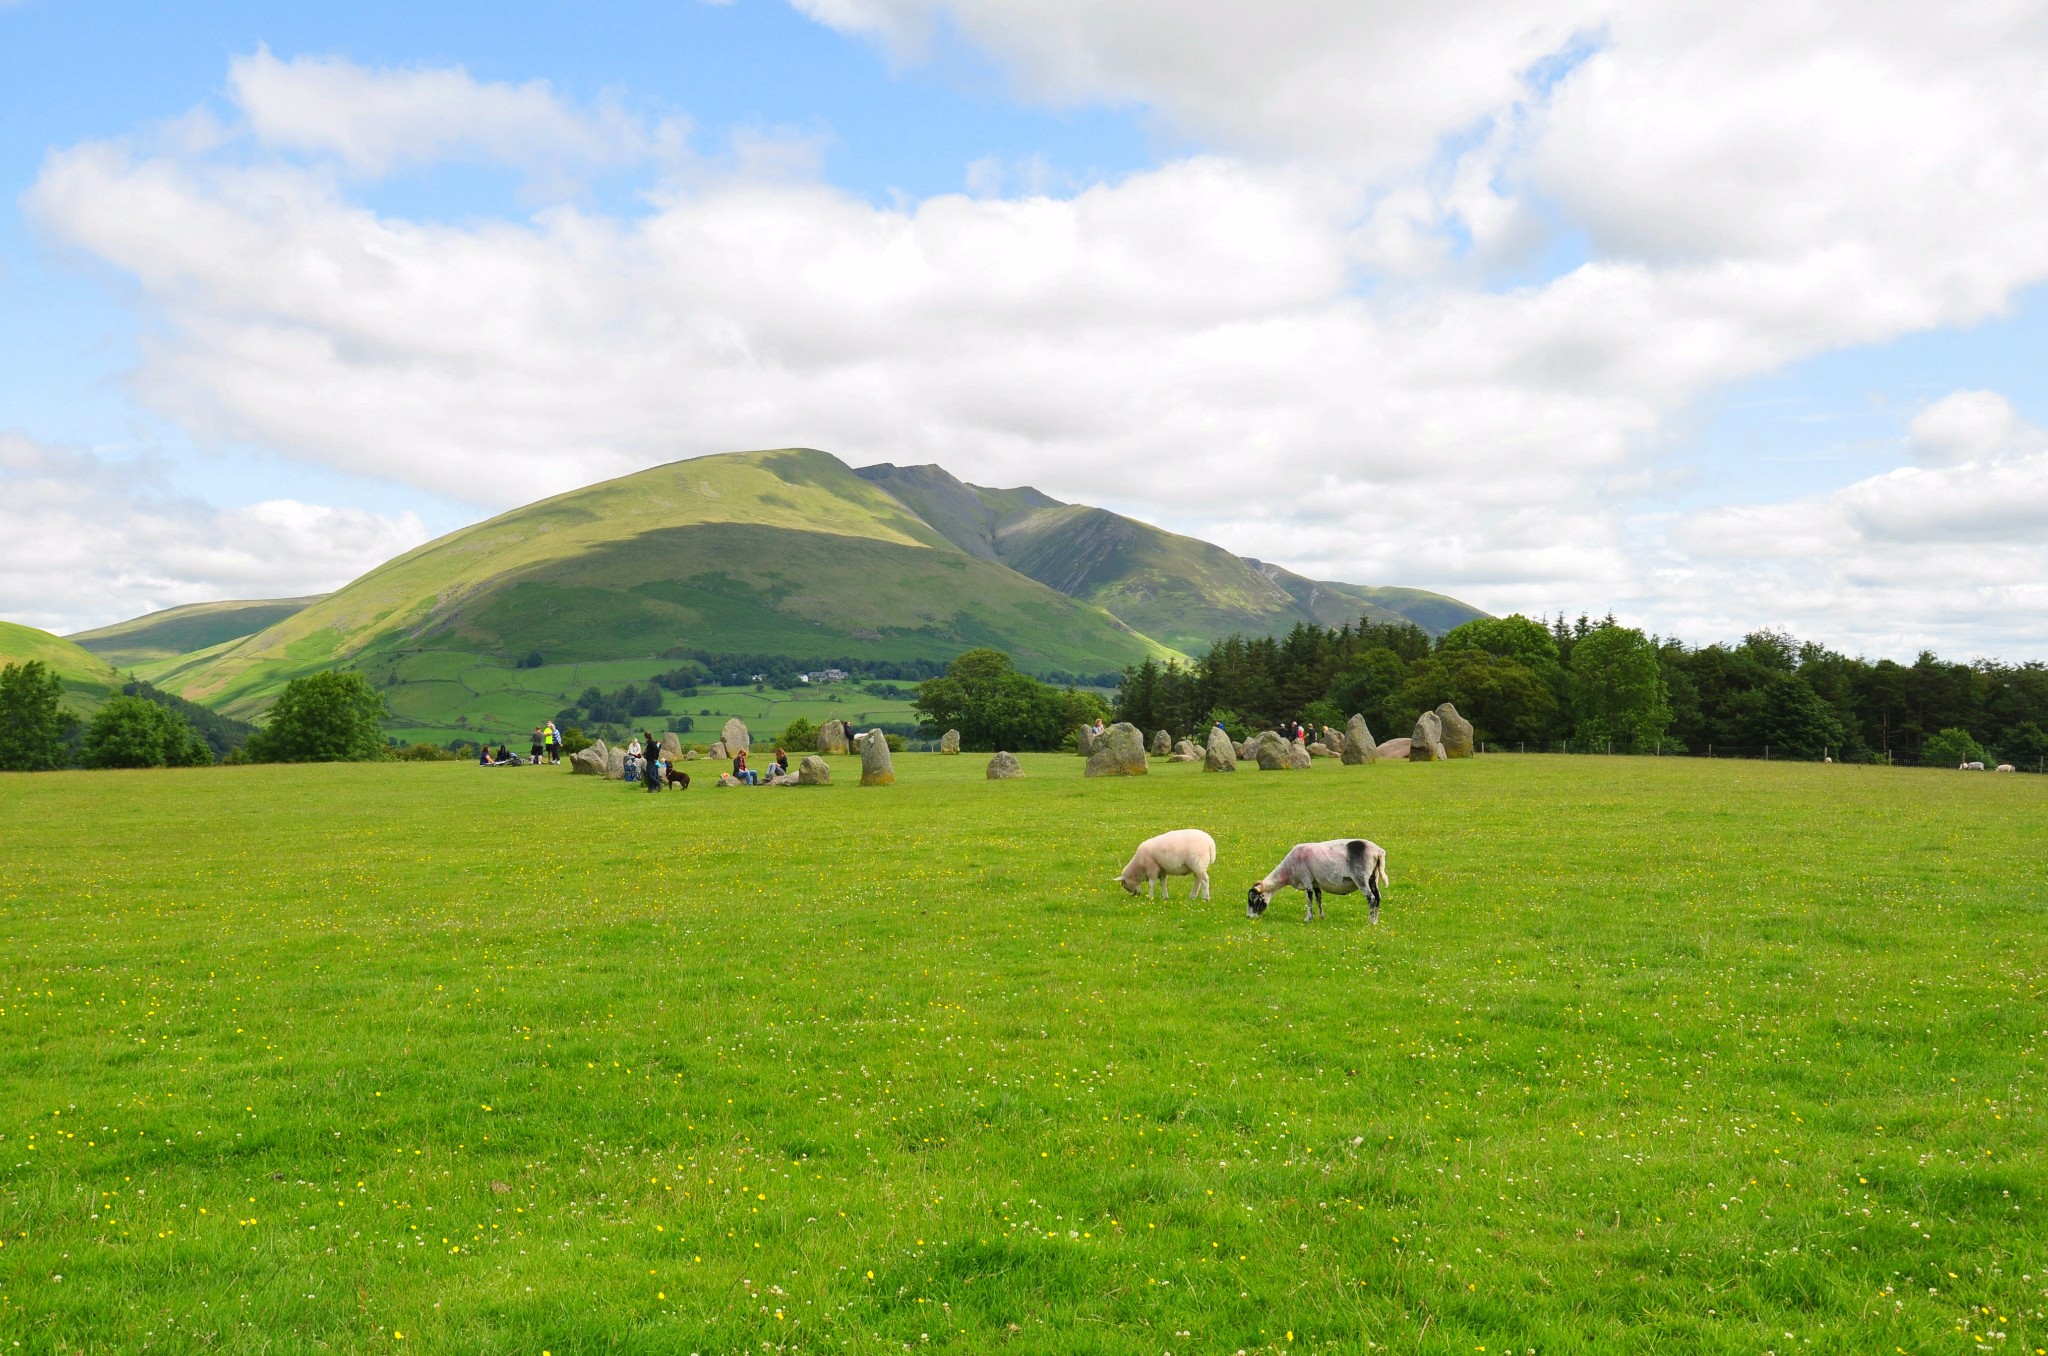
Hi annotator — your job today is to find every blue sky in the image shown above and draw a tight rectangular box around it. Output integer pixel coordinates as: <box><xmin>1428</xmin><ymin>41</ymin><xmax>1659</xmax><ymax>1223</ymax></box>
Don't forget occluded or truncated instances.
<box><xmin>4</xmin><ymin>0</ymin><xmax>2047</xmax><ymax>657</ymax></box>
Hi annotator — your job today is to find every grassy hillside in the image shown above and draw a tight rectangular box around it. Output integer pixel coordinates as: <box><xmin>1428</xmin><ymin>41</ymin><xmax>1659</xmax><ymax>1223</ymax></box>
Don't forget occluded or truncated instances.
<box><xmin>167</xmin><ymin>450</ymin><xmax>1169</xmax><ymax>721</ymax></box>
<box><xmin>0</xmin><ymin>618</ymin><xmax>124</xmax><ymax>713</ymax></box>
<box><xmin>4</xmin><ymin>755</ymin><xmax>2041</xmax><ymax>1351</ymax></box>
<box><xmin>69</xmin><ymin>596</ymin><xmax>325</xmax><ymax>667</ymax></box>
<box><xmin>858</xmin><ymin>462</ymin><xmax>1487</xmax><ymax>651</ymax></box>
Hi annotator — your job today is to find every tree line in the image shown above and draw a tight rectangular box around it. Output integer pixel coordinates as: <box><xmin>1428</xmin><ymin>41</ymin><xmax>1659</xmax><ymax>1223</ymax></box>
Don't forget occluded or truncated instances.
<box><xmin>1109</xmin><ymin>614</ymin><xmax>2048</xmax><ymax>766</ymax></box>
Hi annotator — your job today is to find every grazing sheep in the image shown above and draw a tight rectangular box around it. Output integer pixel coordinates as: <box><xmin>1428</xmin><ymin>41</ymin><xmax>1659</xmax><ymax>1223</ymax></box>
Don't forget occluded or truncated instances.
<box><xmin>1117</xmin><ymin>829</ymin><xmax>1217</xmax><ymax>901</ymax></box>
<box><xmin>1995</xmin><ymin>764</ymin><xmax>2016</xmax><ymax>773</ymax></box>
<box><xmin>1961</xmin><ymin>761</ymin><xmax>1986</xmax><ymax>771</ymax></box>
<box><xmin>1247</xmin><ymin>839</ymin><xmax>1389</xmax><ymax>923</ymax></box>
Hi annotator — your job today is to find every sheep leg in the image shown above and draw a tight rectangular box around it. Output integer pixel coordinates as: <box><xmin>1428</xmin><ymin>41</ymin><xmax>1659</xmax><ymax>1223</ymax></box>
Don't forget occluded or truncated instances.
<box><xmin>1368</xmin><ymin>876</ymin><xmax>1381</xmax><ymax>925</ymax></box>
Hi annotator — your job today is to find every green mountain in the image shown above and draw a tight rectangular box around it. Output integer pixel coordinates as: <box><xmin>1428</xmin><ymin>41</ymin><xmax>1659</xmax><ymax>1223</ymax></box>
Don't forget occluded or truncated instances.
<box><xmin>0</xmin><ymin>620</ymin><xmax>125</xmax><ymax>714</ymax></box>
<box><xmin>855</xmin><ymin>462</ymin><xmax>1485</xmax><ymax>653</ymax></box>
<box><xmin>163</xmin><ymin>449</ymin><xmax>1170</xmax><ymax>722</ymax></box>
<box><xmin>70</xmin><ymin>596</ymin><xmax>326</xmax><ymax>668</ymax></box>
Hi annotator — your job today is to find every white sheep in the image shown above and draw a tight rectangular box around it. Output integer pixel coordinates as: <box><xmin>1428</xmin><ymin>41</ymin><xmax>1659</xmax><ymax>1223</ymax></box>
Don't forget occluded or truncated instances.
<box><xmin>1117</xmin><ymin>829</ymin><xmax>1217</xmax><ymax>901</ymax></box>
<box><xmin>1247</xmin><ymin>839</ymin><xmax>1389</xmax><ymax>923</ymax></box>
<box><xmin>1995</xmin><ymin>764</ymin><xmax>2016</xmax><ymax>773</ymax></box>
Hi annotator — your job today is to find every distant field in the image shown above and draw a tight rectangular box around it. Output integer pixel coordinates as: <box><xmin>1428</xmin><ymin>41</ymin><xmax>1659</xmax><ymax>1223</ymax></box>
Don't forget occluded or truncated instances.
<box><xmin>373</xmin><ymin>661</ymin><xmax>922</xmax><ymax>747</ymax></box>
<box><xmin>2</xmin><ymin>755</ymin><xmax>2043</xmax><ymax>1352</ymax></box>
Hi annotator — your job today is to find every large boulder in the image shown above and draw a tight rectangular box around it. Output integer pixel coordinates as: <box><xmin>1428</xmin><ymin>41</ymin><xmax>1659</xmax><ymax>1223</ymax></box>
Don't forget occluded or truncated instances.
<box><xmin>1250</xmin><ymin>730</ymin><xmax>1293</xmax><ymax>770</ymax></box>
<box><xmin>1171</xmin><ymin>739</ymin><xmax>1201</xmax><ymax>762</ymax></box>
<box><xmin>1150</xmin><ymin>729</ymin><xmax>1171</xmax><ymax>756</ymax></box>
<box><xmin>1377</xmin><ymin>737</ymin><xmax>1412</xmax><ymax>759</ymax></box>
<box><xmin>1320</xmin><ymin>725</ymin><xmax>1347</xmax><ymax>755</ymax></box>
<box><xmin>570</xmin><ymin>743</ymin><xmax>608</xmax><ymax>776</ymax></box>
<box><xmin>939</xmin><ymin>729</ymin><xmax>961</xmax><ymax>755</ymax></box>
<box><xmin>606</xmin><ymin>747</ymin><xmax>627</xmax><ymax>780</ymax></box>
<box><xmin>1204</xmin><ymin>726</ymin><xmax>1238</xmax><ymax>772</ymax></box>
<box><xmin>817</xmin><ymin>720</ymin><xmax>850</xmax><ymax>755</ymax></box>
<box><xmin>1342</xmin><ymin>715</ymin><xmax>1377</xmax><ymax>765</ymax></box>
<box><xmin>859</xmin><ymin>730</ymin><xmax>896</xmax><ymax>786</ymax></box>
<box><xmin>1308</xmin><ymin>742</ymin><xmax>1333</xmax><ymax>758</ymax></box>
<box><xmin>1435</xmin><ymin>703</ymin><xmax>1474</xmax><ymax>758</ymax></box>
<box><xmin>1084</xmin><ymin>721</ymin><xmax>1149</xmax><ymax>777</ymax></box>
<box><xmin>708</xmin><ymin>740</ymin><xmax>727</xmax><ymax>760</ymax></box>
<box><xmin>659</xmin><ymin>732</ymin><xmax>682</xmax><ymax>764</ymax></box>
<box><xmin>720</xmin><ymin>718</ymin><xmax>750</xmax><ymax>755</ymax></box>
<box><xmin>1076</xmin><ymin>725</ymin><xmax>1098</xmax><ymax>757</ymax></box>
<box><xmin>796</xmin><ymin>754</ymin><xmax>831</xmax><ymax>786</ymax></box>
<box><xmin>1286</xmin><ymin>740</ymin><xmax>1313</xmax><ymax>770</ymax></box>
<box><xmin>1410</xmin><ymin>711</ymin><xmax>1446</xmax><ymax>762</ymax></box>
<box><xmin>986</xmin><ymin>751</ymin><xmax>1024</xmax><ymax>779</ymax></box>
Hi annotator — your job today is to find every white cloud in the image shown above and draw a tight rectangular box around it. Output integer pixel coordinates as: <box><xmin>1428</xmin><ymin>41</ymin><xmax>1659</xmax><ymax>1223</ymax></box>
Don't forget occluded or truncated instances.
<box><xmin>0</xmin><ymin>433</ymin><xmax>428</xmax><ymax>633</ymax></box>
<box><xmin>21</xmin><ymin>14</ymin><xmax>2048</xmax><ymax>655</ymax></box>
<box><xmin>227</xmin><ymin>48</ymin><xmax>689</xmax><ymax>179</ymax></box>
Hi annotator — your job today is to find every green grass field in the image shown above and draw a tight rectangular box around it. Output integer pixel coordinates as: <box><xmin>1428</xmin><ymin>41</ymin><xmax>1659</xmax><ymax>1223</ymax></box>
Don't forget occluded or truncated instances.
<box><xmin>2</xmin><ymin>754</ymin><xmax>2043</xmax><ymax>1353</ymax></box>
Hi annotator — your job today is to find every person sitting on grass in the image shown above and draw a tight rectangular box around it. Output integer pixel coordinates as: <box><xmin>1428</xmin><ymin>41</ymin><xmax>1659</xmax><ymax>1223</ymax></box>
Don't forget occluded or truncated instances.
<box><xmin>733</xmin><ymin>748</ymin><xmax>759</xmax><ymax>786</ymax></box>
<box><xmin>477</xmin><ymin>743</ymin><xmax>492</xmax><ymax>767</ymax></box>
<box><xmin>770</xmin><ymin>746</ymin><xmax>789</xmax><ymax>778</ymax></box>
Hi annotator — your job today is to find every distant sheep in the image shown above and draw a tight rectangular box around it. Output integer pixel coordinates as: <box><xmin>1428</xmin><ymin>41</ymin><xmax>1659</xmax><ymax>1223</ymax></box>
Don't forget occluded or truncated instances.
<box><xmin>1995</xmin><ymin>764</ymin><xmax>2016</xmax><ymax>773</ymax></box>
<box><xmin>1961</xmin><ymin>761</ymin><xmax>1986</xmax><ymax>771</ymax></box>
<box><xmin>1248</xmin><ymin>839</ymin><xmax>1389</xmax><ymax>923</ymax></box>
<box><xmin>1117</xmin><ymin>829</ymin><xmax>1217</xmax><ymax>901</ymax></box>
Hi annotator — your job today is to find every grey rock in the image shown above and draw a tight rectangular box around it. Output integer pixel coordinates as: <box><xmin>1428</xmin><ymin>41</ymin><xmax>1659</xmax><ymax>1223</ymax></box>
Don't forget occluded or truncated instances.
<box><xmin>683</xmin><ymin>748</ymin><xmax>701</xmax><ymax>761</ymax></box>
<box><xmin>1377</xmin><ymin>737</ymin><xmax>1412</xmax><ymax>759</ymax></box>
<box><xmin>939</xmin><ymin>729</ymin><xmax>961</xmax><ymax>755</ymax></box>
<box><xmin>1251</xmin><ymin>730</ymin><xmax>1293</xmax><ymax>770</ymax></box>
<box><xmin>1172</xmin><ymin>739</ymin><xmax>1201</xmax><ymax>762</ymax></box>
<box><xmin>986</xmin><ymin>751</ymin><xmax>1024</xmax><ymax>779</ymax></box>
<box><xmin>1342</xmin><ymin>714</ymin><xmax>1377</xmax><ymax>764</ymax></box>
<box><xmin>817</xmin><ymin>720</ymin><xmax>850</xmax><ymax>755</ymax></box>
<box><xmin>1076</xmin><ymin>725</ymin><xmax>1098</xmax><ymax>757</ymax></box>
<box><xmin>708</xmin><ymin>740</ymin><xmax>726</xmax><ymax>760</ymax></box>
<box><xmin>720</xmin><ymin>718</ymin><xmax>750</xmax><ymax>755</ymax></box>
<box><xmin>659</xmin><ymin>732</ymin><xmax>682</xmax><ymax>764</ymax></box>
<box><xmin>606</xmin><ymin>747</ymin><xmax>627</xmax><ymax>780</ymax></box>
<box><xmin>795</xmin><ymin>755</ymin><xmax>832</xmax><ymax>785</ymax></box>
<box><xmin>1410</xmin><ymin>711</ymin><xmax>1446</xmax><ymax>762</ymax></box>
<box><xmin>1435</xmin><ymin>703</ymin><xmax>1474</xmax><ymax>758</ymax></box>
<box><xmin>1286</xmin><ymin>739</ymin><xmax>1313</xmax><ymax>770</ymax></box>
<box><xmin>715</xmin><ymin>773</ymin><xmax>742</xmax><ymax>787</ymax></box>
<box><xmin>1204</xmin><ymin>726</ymin><xmax>1238</xmax><ymax>772</ymax></box>
<box><xmin>1084</xmin><ymin>721</ymin><xmax>1149</xmax><ymax>777</ymax></box>
<box><xmin>860</xmin><ymin>730</ymin><xmax>896</xmax><ymax>785</ymax></box>
<box><xmin>1150</xmin><ymin>729</ymin><xmax>1171</xmax><ymax>756</ymax></box>
<box><xmin>1308</xmin><ymin>742</ymin><xmax>1333</xmax><ymax>758</ymax></box>
<box><xmin>570</xmin><ymin>744</ymin><xmax>607</xmax><ymax>776</ymax></box>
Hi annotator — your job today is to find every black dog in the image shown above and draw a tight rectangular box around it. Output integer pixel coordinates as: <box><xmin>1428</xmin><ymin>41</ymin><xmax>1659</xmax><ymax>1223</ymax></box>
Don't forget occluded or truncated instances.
<box><xmin>664</xmin><ymin>767</ymin><xmax>691</xmax><ymax>789</ymax></box>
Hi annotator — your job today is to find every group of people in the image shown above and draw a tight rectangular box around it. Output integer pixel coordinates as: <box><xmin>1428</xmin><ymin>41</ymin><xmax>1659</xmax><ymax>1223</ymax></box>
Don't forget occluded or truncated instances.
<box><xmin>527</xmin><ymin>722</ymin><xmax>564</xmax><ymax>765</ymax></box>
<box><xmin>728</xmin><ymin>745</ymin><xmax>790</xmax><ymax>786</ymax></box>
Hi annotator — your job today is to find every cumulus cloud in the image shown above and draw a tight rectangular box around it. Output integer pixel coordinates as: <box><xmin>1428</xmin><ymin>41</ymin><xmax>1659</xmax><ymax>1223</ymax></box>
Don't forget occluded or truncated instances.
<box><xmin>21</xmin><ymin>11</ymin><xmax>2048</xmax><ymax>654</ymax></box>
<box><xmin>0</xmin><ymin>433</ymin><xmax>429</xmax><ymax>633</ymax></box>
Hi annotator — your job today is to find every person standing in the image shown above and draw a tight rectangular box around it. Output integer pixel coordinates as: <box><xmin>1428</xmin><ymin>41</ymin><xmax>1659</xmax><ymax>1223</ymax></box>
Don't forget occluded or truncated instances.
<box><xmin>530</xmin><ymin>725</ymin><xmax>545</xmax><ymax>765</ymax></box>
<box><xmin>640</xmin><ymin>730</ymin><xmax>662</xmax><ymax>792</ymax></box>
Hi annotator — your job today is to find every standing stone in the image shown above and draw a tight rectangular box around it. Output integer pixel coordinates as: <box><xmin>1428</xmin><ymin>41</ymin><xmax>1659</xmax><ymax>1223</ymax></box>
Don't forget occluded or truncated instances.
<box><xmin>1435</xmin><ymin>703</ymin><xmax>1475</xmax><ymax>758</ymax></box>
<box><xmin>939</xmin><ymin>729</ymin><xmax>961</xmax><ymax>755</ymax></box>
<box><xmin>1150</xmin><ymin>729</ymin><xmax>1171</xmax><ymax>757</ymax></box>
<box><xmin>606</xmin><ymin>747</ymin><xmax>627</xmax><ymax>780</ymax></box>
<box><xmin>720</xmin><ymin>718</ymin><xmax>750</xmax><ymax>755</ymax></box>
<box><xmin>1251</xmin><ymin>730</ymin><xmax>1293</xmax><ymax>770</ymax></box>
<box><xmin>1410</xmin><ymin>710</ymin><xmax>1446</xmax><ymax>762</ymax></box>
<box><xmin>859</xmin><ymin>730</ymin><xmax>895</xmax><ymax>786</ymax></box>
<box><xmin>659</xmin><ymin>732</ymin><xmax>682</xmax><ymax>764</ymax></box>
<box><xmin>817</xmin><ymin>720</ymin><xmax>849</xmax><ymax>755</ymax></box>
<box><xmin>1084</xmin><ymin>721</ymin><xmax>1149</xmax><ymax>777</ymax></box>
<box><xmin>1076</xmin><ymin>725</ymin><xmax>1098</xmax><ymax>757</ymax></box>
<box><xmin>1285</xmin><ymin>740</ymin><xmax>1313</xmax><ymax>770</ymax></box>
<box><xmin>796</xmin><ymin>754</ymin><xmax>831</xmax><ymax>786</ymax></box>
<box><xmin>1236</xmin><ymin>739</ymin><xmax>1255</xmax><ymax>760</ymax></box>
<box><xmin>1204</xmin><ymin>726</ymin><xmax>1238</xmax><ymax>772</ymax></box>
<box><xmin>1377</xmin><ymin>737</ymin><xmax>1412</xmax><ymax>760</ymax></box>
<box><xmin>1342</xmin><ymin>714</ymin><xmax>1377</xmax><ymax>765</ymax></box>
<box><xmin>570</xmin><ymin>743</ymin><xmax>608</xmax><ymax>776</ymax></box>
<box><xmin>986</xmin><ymin>751</ymin><xmax>1024</xmax><ymax>779</ymax></box>
<box><xmin>1172</xmin><ymin>739</ymin><xmax>1201</xmax><ymax>762</ymax></box>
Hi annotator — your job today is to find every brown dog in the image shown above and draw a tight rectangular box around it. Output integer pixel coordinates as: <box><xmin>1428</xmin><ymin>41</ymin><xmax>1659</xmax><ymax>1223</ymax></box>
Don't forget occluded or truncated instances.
<box><xmin>664</xmin><ymin>766</ymin><xmax>691</xmax><ymax>789</ymax></box>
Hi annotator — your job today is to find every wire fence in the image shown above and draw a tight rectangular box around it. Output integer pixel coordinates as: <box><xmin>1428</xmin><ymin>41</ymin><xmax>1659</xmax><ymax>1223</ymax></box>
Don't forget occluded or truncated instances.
<box><xmin>1478</xmin><ymin>740</ymin><xmax>2045</xmax><ymax>772</ymax></box>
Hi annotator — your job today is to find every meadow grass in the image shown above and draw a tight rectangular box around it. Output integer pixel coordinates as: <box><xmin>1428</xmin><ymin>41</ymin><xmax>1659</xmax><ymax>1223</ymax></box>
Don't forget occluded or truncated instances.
<box><xmin>1</xmin><ymin>753</ymin><xmax>2043</xmax><ymax>1353</ymax></box>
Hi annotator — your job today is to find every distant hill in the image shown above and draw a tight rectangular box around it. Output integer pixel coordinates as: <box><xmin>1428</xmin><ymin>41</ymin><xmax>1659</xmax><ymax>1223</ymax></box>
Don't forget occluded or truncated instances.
<box><xmin>0</xmin><ymin>619</ymin><xmax>124</xmax><ymax>714</ymax></box>
<box><xmin>135</xmin><ymin>448</ymin><xmax>1487</xmax><ymax>733</ymax></box>
<box><xmin>161</xmin><ymin>449</ymin><xmax>1171</xmax><ymax>721</ymax></box>
<box><xmin>856</xmin><ymin>463</ymin><xmax>1484</xmax><ymax>653</ymax></box>
<box><xmin>70</xmin><ymin>596</ymin><xmax>326</xmax><ymax>668</ymax></box>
